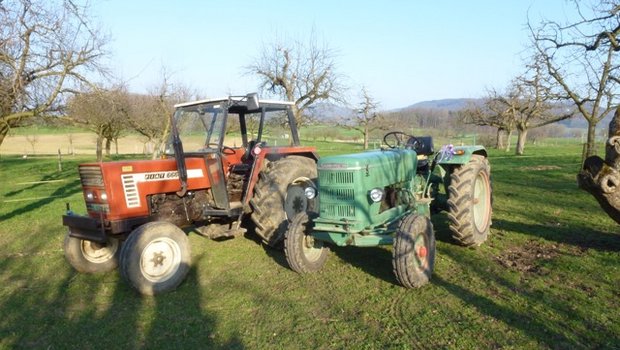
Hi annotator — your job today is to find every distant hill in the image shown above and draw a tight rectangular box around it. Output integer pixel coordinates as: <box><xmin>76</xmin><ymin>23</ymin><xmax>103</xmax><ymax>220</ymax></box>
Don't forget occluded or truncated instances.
<box><xmin>306</xmin><ymin>102</ymin><xmax>354</xmax><ymax>122</ymax></box>
<box><xmin>400</xmin><ymin>98</ymin><xmax>479</xmax><ymax>111</ymax></box>
<box><xmin>307</xmin><ymin>98</ymin><xmax>611</xmax><ymax>131</ymax></box>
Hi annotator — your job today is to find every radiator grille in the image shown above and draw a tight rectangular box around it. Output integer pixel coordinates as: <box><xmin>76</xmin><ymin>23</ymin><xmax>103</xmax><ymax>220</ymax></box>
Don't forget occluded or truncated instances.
<box><xmin>79</xmin><ymin>166</ymin><xmax>103</xmax><ymax>187</ymax></box>
<box><xmin>322</xmin><ymin>188</ymin><xmax>355</xmax><ymax>201</ymax></box>
<box><xmin>322</xmin><ymin>204</ymin><xmax>356</xmax><ymax>218</ymax></box>
<box><xmin>319</xmin><ymin>171</ymin><xmax>354</xmax><ymax>185</ymax></box>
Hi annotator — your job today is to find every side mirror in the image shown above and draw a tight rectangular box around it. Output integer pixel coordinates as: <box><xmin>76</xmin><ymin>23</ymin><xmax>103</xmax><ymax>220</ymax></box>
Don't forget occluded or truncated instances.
<box><xmin>246</xmin><ymin>93</ymin><xmax>260</xmax><ymax>110</ymax></box>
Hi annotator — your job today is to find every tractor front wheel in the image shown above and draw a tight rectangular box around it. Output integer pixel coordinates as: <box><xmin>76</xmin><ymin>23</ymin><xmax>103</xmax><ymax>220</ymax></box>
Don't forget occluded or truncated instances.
<box><xmin>250</xmin><ymin>156</ymin><xmax>317</xmax><ymax>247</ymax></box>
<box><xmin>63</xmin><ymin>232</ymin><xmax>120</xmax><ymax>273</ymax></box>
<box><xmin>392</xmin><ymin>214</ymin><xmax>435</xmax><ymax>288</ymax></box>
<box><xmin>120</xmin><ymin>222</ymin><xmax>191</xmax><ymax>295</ymax></box>
<box><xmin>284</xmin><ymin>212</ymin><xmax>329</xmax><ymax>273</ymax></box>
<box><xmin>447</xmin><ymin>154</ymin><xmax>492</xmax><ymax>246</ymax></box>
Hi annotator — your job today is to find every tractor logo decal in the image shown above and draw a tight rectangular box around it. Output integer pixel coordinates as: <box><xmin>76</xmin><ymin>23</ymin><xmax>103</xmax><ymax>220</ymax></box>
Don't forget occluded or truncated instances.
<box><xmin>121</xmin><ymin>169</ymin><xmax>204</xmax><ymax>208</ymax></box>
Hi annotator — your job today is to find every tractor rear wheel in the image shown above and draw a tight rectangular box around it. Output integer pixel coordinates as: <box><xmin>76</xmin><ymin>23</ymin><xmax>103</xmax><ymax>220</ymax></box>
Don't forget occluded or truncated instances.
<box><xmin>392</xmin><ymin>214</ymin><xmax>435</xmax><ymax>288</ymax></box>
<box><xmin>447</xmin><ymin>154</ymin><xmax>492</xmax><ymax>246</ymax></box>
<box><xmin>63</xmin><ymin>232</ymin><xmax>120</xmax><ymax>273</ymax></box>
<box><xmin>250</xmin><ymin>156</ymin><xmax>317</xmax><ymax>247</ymax></box>
<box><xmin>120</xmin><ymin>222</ymin><xmax>191</xmax><ymax>295</ymax></box>
<box><xmin>284</xmin><ymin>212</ymin><xmax>329</xmax><ymax>273</ymax></box>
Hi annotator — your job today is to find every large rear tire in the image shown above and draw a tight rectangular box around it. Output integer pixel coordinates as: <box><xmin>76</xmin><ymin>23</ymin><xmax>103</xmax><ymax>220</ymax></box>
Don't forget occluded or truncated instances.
<box><xmin>120</xmin><ymin>222</ymin><xmax>191</xmax><ymax>296</ymax></box>
<box><xmin>63</xmin><ymin>232</ymin><xmax>120</xmax><ymax>273</ymax></box>
<box><xmin>447</xmin><ymin>154</ymin><xmax>492</xmax><ymax>246</ymax></box>
<box><xmin>284</xmin><ymin>213</ymin><xmax>329</xmax><ymax>273</ymax></box>
<box><xmin>392</xmin><ymin>214</ymin><xmax>435</xmax><ymax>288</ymax></box>
<box><xmin>250</xmin><ymin>156</ymin><xmax>317</xmax><ymax>247</ymax></box>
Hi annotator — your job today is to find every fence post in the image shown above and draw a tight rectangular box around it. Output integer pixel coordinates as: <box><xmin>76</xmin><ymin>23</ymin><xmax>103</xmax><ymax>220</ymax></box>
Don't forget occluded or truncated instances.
<box><xmin>58</xmin><ymin>149</ymin><xmax>62</xmax><ymax>172</ymax></box>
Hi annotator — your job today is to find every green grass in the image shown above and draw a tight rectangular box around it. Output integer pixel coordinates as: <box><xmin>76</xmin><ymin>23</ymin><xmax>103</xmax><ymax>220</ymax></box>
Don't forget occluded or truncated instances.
<box><xmin>0</xmin><ymin>142</ymin><xmax>619</xmax><ymax>349</ymax></box>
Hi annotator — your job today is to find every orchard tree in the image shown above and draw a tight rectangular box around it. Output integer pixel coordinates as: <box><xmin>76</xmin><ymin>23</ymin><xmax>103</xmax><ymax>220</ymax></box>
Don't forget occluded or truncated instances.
<box><xmin>0</xmin><ymin>0</ymin><xmax>105</xmax><ymax>148</ymax></box>
<box><xmin>128</xmin><ymin>71</ymin><xmax>193</xmax><ymax>158</ymax></box>
<box><xmin>511</xmin><ymin>55</ymin><xmax>573</xmax><ymax>155</ymax></box>
<box><xmin>530</xmin><ymin>0</ymin><xmax>620</xmax><ymax>157</ymax></box>
<box><xmin>460</xmin><ymin>92</ymin><xmax>516</xmax><ymax>151</ymax></box>
<box><xmin>342</xmin><ymin>87</ymin><xmax>384</xmax><ymax>149</ymax></box>
<box><xmin>67</xmin><ymin>86</ymin><xmax>129</xmax><ymax>161</ymax></box>
<box><xmin>246</xmin><ymin>33</ymin><xmax>346</xmax><ymax>127</ymax></box>
<box><xmin>462</xmin><ymin>57</ymin><xmax>572</xmax><ymax>155</ymax></box>
<box><xmin>540</xmin><ymin>1</ymin><xmax>620</xmax><ymax>224</ymax></box>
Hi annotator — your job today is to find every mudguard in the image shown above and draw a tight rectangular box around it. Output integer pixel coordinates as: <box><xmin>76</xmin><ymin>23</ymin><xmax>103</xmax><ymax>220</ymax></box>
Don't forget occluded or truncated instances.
<box><xmin>435</xmin><ymin>145</ymin><xmax>487</xmax><ymax>165</ymax></box>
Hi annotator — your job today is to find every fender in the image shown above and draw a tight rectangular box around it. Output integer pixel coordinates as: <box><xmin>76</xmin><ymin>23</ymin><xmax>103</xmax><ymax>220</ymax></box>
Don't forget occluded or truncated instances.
<box><xmin>242</xmin><ymin>145</ymin><xmax>318</xmax><ymax>206</ymax></box>
<box><xmin>436</xmin><ymin>145</ymin><xmax>487</xmax><ymax>165</ymax></box>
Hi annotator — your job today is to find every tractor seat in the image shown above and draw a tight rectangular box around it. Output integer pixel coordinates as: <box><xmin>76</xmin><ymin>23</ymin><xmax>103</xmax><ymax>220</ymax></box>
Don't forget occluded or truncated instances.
<box><xmin>408</xmin><ymin>136</ymin><xmax>434</xmax><ymax>156</ymax></box>
<box><xmin>409</xmin><ymin>136</ymin><xmax>434</xmax><ymax>169</ymax></box>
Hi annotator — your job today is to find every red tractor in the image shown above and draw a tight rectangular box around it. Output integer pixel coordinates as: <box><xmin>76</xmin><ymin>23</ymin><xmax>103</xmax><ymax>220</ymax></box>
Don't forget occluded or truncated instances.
<box><xmin>62</xmin><ymin>94</ymin><xmax>318</xmax><ymax>295</ymax></box>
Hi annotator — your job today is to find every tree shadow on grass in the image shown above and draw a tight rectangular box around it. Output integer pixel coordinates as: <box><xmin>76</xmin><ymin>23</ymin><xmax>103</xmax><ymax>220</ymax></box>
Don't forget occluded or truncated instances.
<box><xmin>0</xmin><ymin>179</ymin><xmax>81</xmax><ymax>221</ymax></box>
<box><xmin>143</xmin><ymin>254</ymin><xmax>245</xmax><ymax>349</ymax></box>
<box><xmin>436</xmin><ymin>247</ymin><xmax>620</xmax><ymax>349</ymax></box>
<box><xmin>3</xmin><ymin>172</ymin><xmax>73</xmax><ymax>198</ymax></box>
<box><xmin>0</xmin><ymin>247</ymin><xmax>244</xmax><ymax>349</ymax></box>
<box><xmin>493</xmin><ymin>218</ymin><xmax>620</xmax><ymax>252</ymax></box>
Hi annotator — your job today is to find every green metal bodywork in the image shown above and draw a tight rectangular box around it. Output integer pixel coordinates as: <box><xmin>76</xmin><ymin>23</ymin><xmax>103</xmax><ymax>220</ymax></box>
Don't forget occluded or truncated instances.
<box><xmin>310</xmin><ymin>144</ymin><xmax>486</xmax><ymax>247</ymax></box>
<box><xmin>436</xmin><ymin>145</ymin><xmax>487</xmax><ymax>165</ymax></box>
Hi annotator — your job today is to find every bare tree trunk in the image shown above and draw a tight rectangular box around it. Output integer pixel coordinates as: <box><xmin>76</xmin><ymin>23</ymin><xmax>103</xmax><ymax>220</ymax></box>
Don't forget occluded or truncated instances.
<box><xmin>105</xmin><ymin>138</ymin><xmax>112</xmax><ymax>156</ymax></box>
<box><xmin>114</xmin><ymin>138</ymin><xmax>119</xmax><ymax>155</ymax></box>
<box><xmin>155</xmin><ymin>116</ymin><xmax>172</xmax><ymax>160</ymax></box>
<box><xmin>495</xmin><ymin>128</ymin><xmax>505</xmax><ymax>149</ymax></box>
<box><xmin>505</xmin><ymin>130</ymin><xmax>513</xmax><ymax>152</ymax></box>
<box><xmin>578</xmin><ymin>108</ymin><xmax>620</xmax><ymax>224</ymax></box>
<box><xmin>96</xmin><ymin>135</ymin><xmax>104</xmax><ymax>162</ymax></box>
<box><xmin>0</xmin><ymin>125</ymin><xmax>8</xmax><ymax>148</ymax></box>
<box><xmin>363</xmin><ymin>125</ymin><xmax>369</xmax><ymax>150</ymax></box>
<box><xmin>585</xmin><ymin>121</ymin><xmax>597</xmax><ymax>158</ymax></box>
<box><xmin>516</xmin><ymin>128</ymin><xmax>528</xmax><ymax>155</ymax></box>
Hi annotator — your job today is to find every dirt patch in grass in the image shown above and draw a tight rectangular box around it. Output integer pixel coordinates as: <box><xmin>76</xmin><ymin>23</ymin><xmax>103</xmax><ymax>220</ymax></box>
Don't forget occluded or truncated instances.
<box><xmin>518</xmin><ymin>165</ymin><xmax>562</xmax><ymax>171</ymax></box>
<box><xmin>494</xmin><ymin>240</ymin><xmax>560</xmax><ymax>274</ymax></box>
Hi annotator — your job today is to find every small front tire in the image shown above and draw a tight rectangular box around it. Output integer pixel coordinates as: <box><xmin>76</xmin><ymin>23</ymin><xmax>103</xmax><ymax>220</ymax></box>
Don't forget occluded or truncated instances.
<box><xmin>392</xmin><ymin>214</ymin><xmax>435</xmax><ymax>288</ymax></box>
<box><xmin>120</xmin><ymin>222</ymin><xmax>191</xmax><ymax>296</ymax></box>
<box><xmin>63</xmin><ymin>232</ymin><xmax>120</xmax><ymax>273</ymax></box>
<box><xmin>284</xmin><ymin>213</ymin><xmax>329</xmax><ymax>273</ymax></box>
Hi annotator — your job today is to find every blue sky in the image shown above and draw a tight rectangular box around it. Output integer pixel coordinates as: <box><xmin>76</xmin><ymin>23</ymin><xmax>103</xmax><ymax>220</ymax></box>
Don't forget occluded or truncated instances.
<box><xmin>93</xmin><ymin>0</ymin><xmax>570</xmax><ymax>109</ymax></box>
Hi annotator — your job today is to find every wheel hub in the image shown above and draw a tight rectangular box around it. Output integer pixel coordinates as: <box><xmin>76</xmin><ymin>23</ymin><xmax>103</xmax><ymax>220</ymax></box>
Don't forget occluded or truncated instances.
<box><xmin>285</xmin><ymin>184</ymin><xmax>309</xmax><ymax>219</ymax></box>
<box><xmin>81</xmin><ymin>239</ymin><xmax>118</xmax><ymax>264</ymax></box>
<box><xmin>140</xmin><ymin>237</ymin><xmax>181</xmax><ymax>283</ymax></box>
<box><xmin>417</xmin><ymin>246</ymin><xmax>428</xmax><ymax>259</ymax></box>
<box><xmin>150</xmin><ymin>251</ymin><xmax>166</xmax><ymax>267</ymax></box>
<box><xmin>473</xmin><ymin>172</ymin><xmax>490</xmax><ymax>231</ymax></box>
<box><xmin>304</xmin><ymin>235</ymin><xmax>315</xmax><ymax>248</ymax></box>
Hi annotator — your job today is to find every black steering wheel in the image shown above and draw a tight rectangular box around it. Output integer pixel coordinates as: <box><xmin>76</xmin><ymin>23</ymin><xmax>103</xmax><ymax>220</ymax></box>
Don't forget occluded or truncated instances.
<box><xmin>383</xmin><ymin>131</ymin><xmax>419</xmax><ymax>149</ymax></box>
<box><xmin>206</xmin><ymin>143</ymin><xmax>236</xmax><ymax>155</ymax></box>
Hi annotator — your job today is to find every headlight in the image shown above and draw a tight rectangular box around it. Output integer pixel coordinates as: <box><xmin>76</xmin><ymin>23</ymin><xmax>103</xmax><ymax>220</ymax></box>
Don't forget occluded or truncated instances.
<box><xmin>85</xmin><ymin>192</ymin><xmax>94</xmax><ymax>201</ymax></box>
<box><xmin>304</xmin><ymin>186</ymin><xmax>316</xmax><ymax>199</ymax></box>
<box><xmin>100</xmin><ymin>192</ymin><xmax>108</xmax><ymax>201</ymax></box>
<box><xmin>369</xmin><ymin>188</ymin><xmax>384</xmax><ymax>202</ymax></box>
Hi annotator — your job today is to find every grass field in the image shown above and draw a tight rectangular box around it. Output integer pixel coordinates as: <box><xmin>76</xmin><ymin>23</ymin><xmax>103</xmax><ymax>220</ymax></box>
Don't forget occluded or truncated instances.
<box><xmin>0</xmin><ymin>141</ymin><xmax>619</xmax><ymax>349</ymax></box>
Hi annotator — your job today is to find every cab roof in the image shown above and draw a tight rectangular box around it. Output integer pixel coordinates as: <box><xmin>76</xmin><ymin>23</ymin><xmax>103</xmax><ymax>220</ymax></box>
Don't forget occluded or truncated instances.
<box><xmin>174</xmin><ymin>97</ymin><xmax>294</xmax><ymax>109</ymax></box>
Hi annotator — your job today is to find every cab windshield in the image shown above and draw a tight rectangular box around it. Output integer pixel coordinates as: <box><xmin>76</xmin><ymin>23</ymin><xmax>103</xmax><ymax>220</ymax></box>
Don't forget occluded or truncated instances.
<box><xmin>165</xmin><ymin>99</ymin><xmax>293</xmax><ymax>155</ymax></box>
<box><xmin>166</xmin><ymin>102</ymin><xmax>234</xmax><ymax>154</ymax></box>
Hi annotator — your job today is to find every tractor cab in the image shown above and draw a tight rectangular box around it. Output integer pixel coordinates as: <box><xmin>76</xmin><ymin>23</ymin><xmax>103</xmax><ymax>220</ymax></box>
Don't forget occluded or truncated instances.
<box><xmin>165</xmin><ymin>94</ymin><xmax>304</xmax><ymax>217</ymax></box>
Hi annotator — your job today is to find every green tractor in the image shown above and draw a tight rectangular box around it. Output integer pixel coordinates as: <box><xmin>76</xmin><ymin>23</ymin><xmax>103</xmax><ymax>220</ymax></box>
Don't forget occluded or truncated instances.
<box><xmin>283</xmin><ymin>131</ymin><xmax>492</xmax><ymax>288</ymax></box>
